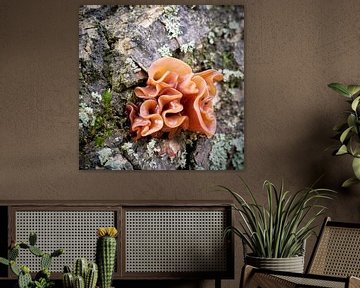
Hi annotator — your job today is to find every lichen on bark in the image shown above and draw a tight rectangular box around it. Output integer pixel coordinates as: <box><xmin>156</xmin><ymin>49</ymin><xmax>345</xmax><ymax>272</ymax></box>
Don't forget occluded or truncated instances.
<box><xmin>79</xmin><ymin>5</ymin><xmax>244</xmax><ymax>170</ymax></box>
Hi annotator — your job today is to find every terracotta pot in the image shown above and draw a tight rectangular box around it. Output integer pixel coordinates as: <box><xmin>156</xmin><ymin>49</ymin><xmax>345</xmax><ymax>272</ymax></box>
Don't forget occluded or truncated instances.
<box><xmin>245</xmin><ymin>254</ymin><xmax>304</xmax><ymax>273</ymax></box>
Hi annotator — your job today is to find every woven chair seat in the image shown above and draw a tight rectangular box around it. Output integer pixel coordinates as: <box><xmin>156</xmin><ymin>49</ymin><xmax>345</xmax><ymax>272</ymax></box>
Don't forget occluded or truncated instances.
<box><xmin>241</xmin><ymin>218</ymin><xmax>360</xmax><ymax>288</ymax></box>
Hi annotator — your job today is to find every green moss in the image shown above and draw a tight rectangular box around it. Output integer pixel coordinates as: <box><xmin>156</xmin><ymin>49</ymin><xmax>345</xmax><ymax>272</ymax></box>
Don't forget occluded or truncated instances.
<box><xmin>87</xmin><ymin>89</ymin><xmax>119</xmax><ymax>147</ymax></box>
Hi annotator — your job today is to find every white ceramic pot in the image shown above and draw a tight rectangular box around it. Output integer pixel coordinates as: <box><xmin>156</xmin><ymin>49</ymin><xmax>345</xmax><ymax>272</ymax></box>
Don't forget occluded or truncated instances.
<box><xmin>245</xmin><ymin>254</ymin><xmax>305</xmax><ymax>273</ymax></box>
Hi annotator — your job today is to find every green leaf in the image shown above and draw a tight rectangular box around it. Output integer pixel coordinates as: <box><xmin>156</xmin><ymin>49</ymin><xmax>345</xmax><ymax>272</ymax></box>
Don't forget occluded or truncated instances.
<box><xmin>102</xmin><ymin>89</ymin><xmax>112</xmax><ymax>108</ymax></box>
<box><xmin>328</xmin><ymin>83</ymin><xmax>351</xmax><ymax>97</ymax></box>
<box><xmin>348</xmin><ymin>85</ymin><xmax>360</xmax><ymax>97</ymax></box>
<box><xmin>349</xmin><ymin>135</ymin><xmax>360</xmax><ymax>157</ymax></box>
<box><xmin>342</xmin><ymin>177</ymin><xmax>360</xmax><ymax>188</ymax></box>
<box><xmin>0</xmin><ymin>257</ymin><xmax>9</xmax><ymax>266</ymax></box>
<box><xmin>336</xmin><ymin>145</ymin><xmax>348</xmax><ymax>155</ymax></box>
<box><xmin>10</xmin><ymin>261</ymin><xmax>20</xmax><ymax>276</ymax></box>
<box><xmin>351</xmin><ymin>96</ymin><xmax>360</xmax><ymax>111</ymax></box>
<box><xmin>340</xmin><ymin>126</ymin><xmax>352</xmax><ymax>143</ymax></box>
<box><xmin>95</xmin><ymin>135</ymin><xmax>106</xmax><ymax>147</ymax></box>
<box><xmin>347</xmin><ymin>114</ymin><xmax>356</xmax><ymax>127</ymax></box>
<box><xmin>352</xmin><ymin>157</ymin><xmax>360</xmax><ymax>179</ymax></box>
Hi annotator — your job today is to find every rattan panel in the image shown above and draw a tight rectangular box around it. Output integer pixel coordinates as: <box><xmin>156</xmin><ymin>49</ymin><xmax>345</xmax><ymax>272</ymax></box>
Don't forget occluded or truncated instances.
<box><xmin>310</xmin><ymin>226</ymin><xmax>360</xmax><ymax>277</ymax></box>
<box><xmin>277</xmin><ymin>275</ymin><xmax>345</xmax><ymax>288</ymax></box>
<box><xmin>125</xmin><ymin>210</ymin><xmax>227</xmax><ymax>273</ymax></box>
<box><xmin>15</xmin><ymin>211</ymin><xmax>115</xmax><ymax>272</ymax></box>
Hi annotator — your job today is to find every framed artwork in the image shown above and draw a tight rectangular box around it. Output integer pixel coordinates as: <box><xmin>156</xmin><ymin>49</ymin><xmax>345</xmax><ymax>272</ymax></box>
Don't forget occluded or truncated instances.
<box><xmin>79</xmin><ymin>5</ymin><xmax>244</xmax><ymax>170</ymax></box>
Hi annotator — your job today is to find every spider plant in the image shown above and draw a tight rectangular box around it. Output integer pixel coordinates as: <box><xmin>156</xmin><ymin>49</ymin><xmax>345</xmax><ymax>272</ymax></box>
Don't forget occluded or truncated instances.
<box><xmin>223</xmin><ymin>179</ymin><xmax>335</xmax><ymax>258</ymax></box>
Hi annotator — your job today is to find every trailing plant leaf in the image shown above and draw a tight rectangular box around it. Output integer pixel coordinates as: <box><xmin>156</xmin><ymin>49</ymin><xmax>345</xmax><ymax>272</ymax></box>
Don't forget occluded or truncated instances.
<box><xmin>342</xmin><ymin>177</ymin><xmax>360</xmax><ymax>188</ymax></box>
<box><xmin>352</xmin><ymin>96</ymin><xmax>360</xmax><ymax>111</ymax></box>
<box><xmin>328</xmin><ymin>83</ymin><xmax>351</xmax><ymax>97</ymax></box>
<box><xmin>329</xmin><ymin>82</ymin><xmax>360</xmax><ymax>186</ymax></box>
<box><xmin>352</xmin><ymin>157</ymin><xmax>360</xmax><ymax>179</ymax></box>
<box><xmin>0</xmin><ymin>257</ymin><xmax>9</xmax><ymax>266</ymax></box>
<box><xmin>347</xmin><ymin>85</ymin><xmax>360</xmax><ymax>97</ymax></box>
<box><xmin>340</xmin><ymin>127</ymin><xmax>352</xmax><ymax>143</ymax></box>
<box><xmin>336</xmin><ymin>144</ymin><xmax>348</xmax><ymax>155</ymax></box>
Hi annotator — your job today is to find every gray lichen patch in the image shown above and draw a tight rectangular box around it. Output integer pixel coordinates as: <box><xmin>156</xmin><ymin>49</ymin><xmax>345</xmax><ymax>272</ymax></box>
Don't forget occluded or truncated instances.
<box><xmin>79</xmin><ymin>5</ymin><xmax>245</xmax><ymax>170</ymax></box>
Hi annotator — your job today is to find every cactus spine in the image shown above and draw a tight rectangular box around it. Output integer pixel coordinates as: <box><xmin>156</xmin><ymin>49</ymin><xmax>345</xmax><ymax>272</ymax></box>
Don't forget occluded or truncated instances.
<box><xmin>96</xmin><ymin>227</ymin><xmax>118</xmax><ymax>288</ymax></box>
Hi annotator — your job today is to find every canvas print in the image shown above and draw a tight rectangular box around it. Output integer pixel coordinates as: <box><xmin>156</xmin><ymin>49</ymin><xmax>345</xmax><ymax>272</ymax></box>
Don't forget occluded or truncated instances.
<box><xmin>79</xmin><ymin>5</ymin><xmax>244</xmax><ymax>170</ymax></box>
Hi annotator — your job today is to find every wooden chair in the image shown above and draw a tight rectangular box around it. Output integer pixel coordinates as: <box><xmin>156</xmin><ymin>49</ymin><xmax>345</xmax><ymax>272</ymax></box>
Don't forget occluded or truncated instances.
<box><xmin>241</xmin><ymin>217</ymin><xmax>360</xmax><ymax>288</ymax></box>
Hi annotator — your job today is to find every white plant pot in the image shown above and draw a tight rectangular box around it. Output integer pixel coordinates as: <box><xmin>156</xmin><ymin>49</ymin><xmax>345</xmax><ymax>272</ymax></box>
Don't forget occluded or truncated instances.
<box><xmin>245</xmin><ymin>254</ymin><xmax>305</xmax><ymax>273</ymax></box>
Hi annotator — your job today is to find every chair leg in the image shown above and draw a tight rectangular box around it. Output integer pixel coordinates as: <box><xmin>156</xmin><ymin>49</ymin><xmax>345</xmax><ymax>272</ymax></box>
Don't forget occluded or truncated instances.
<box><xmin>240</xmin><ymin>265</ymin><xmax>255</xmax><ymax>288</ymax></box>
<box><xmin>215</xmin><ymin>278</ymin><xmax>221</xmax><ymax>288</ymax></box>
<box><xmin>240</xmin><ymin>265</ymin><xmax>296</xmax><ymax>288</ymax></box>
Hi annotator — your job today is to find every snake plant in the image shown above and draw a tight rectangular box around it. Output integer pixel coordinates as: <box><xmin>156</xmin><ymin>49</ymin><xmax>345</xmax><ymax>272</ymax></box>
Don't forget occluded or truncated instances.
<box><xmin>223</xmin><ymin>179</ymin><xmax>335</xmax><ymax>258</ymax></box>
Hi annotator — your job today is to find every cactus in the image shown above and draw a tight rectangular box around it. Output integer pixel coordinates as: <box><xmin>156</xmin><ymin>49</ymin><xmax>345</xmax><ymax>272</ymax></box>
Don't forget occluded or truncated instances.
<box><xmin>63</xmin><ymin>272</ymin><xmax>74</xmax><ymax>288</ymax></box>
<box><xmin>41</xmin><ymin>253</ymin><xmax>52</xmax><ymax>270</ymax></box>
<box><xmin>74</xmin><ymin>275</ymin><xmax>85</xmax><ymax>288</ymax></box>
<box><xmin>9</xmin><ymin>246</ymin><xmax>19</xmax><ymax>260</ymax></box>
<box><xmin>29</xmin><ymin>245</ymin><xmax>44</xmax><ymax>257</ymax></box>
<box><xmin>64</xmin><ymin>265</ymin><xmax>72</xmax><ymax>273</ymax></box>
<box><xmin>74</xmin><ymin>258</ymin><xmax>88</xmax><ymax>279</ymax></box>
<box><xmin>35</xmin><ymin>268</ymin><xmax>50</xmax><ymax>282</ymax></box>
<box><xmin>63</xmin><ymin>260</ymin><xmax>98</xmax><ymax>288</ymax></box>
<box><xmin>96</xmin><ymin>227</ymin><xmax>118</xmax><ymax>288</ymax></box>
<box><xmin>51</xmin><ymin>248</ymin><xmax>64</xmax><ymax>257</ymax></box>
<box><xmin>19</xmin><ymin>243</ymin><xmax>30</xmax><ymax>249</ymax></box>
<box><xmin>85</xmin><ymin>263</ymin><xmax>98</xmax><ymax>288</ymax></box>
<box><xmin>29</xmin><ymin>232</ymin><xmax>37</xmax><ymax>246</ymax></box>
<box><xmin>0</xmin><ymin>232</ymin><xmax>63</xmax><ymax>288</ymax></box>
<box><xmin>18</xmin><ymin>268</ymin><xmax>32</xmax><ymax>288</ymax></box>
<box><xmin>10</xmin><ymin>260</ymin><xmax>20</xmax><ymax>276</ymax></box>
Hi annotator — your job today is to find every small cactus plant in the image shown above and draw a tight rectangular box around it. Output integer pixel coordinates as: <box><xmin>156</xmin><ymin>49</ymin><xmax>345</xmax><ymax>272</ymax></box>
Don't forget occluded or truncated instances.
<box><xmin>62</xmin><ymin>259</ymin><xmax>98</xmax><ymax>288</ymax></box>
<box><xmin>96</xmin><ymin>227</ymin><xmax>118</xmax><ymax>288</ymax></box>
<box><xmin>0</xmin><ymin>232</ymin><xmax>63</xmax><ymax>288</ymax></box>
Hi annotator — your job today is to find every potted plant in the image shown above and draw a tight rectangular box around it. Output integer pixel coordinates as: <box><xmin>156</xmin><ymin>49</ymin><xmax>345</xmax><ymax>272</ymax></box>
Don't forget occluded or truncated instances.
<box><xmin>223</xmin><ymin>179</ymin><xmax>334</xmax><ymax>273</ymax></box>
<box><xmin>328</xmin><ymin>83</ymin><xmax>360</xmax><ymax>187</ymax></box>
<box><xmin>0</xmin><ymin>232</ymin><xmax>63</xmax><ymax>288</ymax></box>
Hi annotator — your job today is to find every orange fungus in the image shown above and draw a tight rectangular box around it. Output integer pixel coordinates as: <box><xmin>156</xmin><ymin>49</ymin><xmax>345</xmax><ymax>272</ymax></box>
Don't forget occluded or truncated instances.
<box><xmin>127</xmin><ymin>56</ymin><xmax>223</xmax><ymax>140</ymax></box>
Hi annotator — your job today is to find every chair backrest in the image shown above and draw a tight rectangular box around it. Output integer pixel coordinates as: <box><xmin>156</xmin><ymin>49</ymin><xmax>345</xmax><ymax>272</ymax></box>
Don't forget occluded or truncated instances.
<box><xmin>307</xmin><ymin>217</ymin><xmax>360</xmax><ymax>277</ymax></box>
